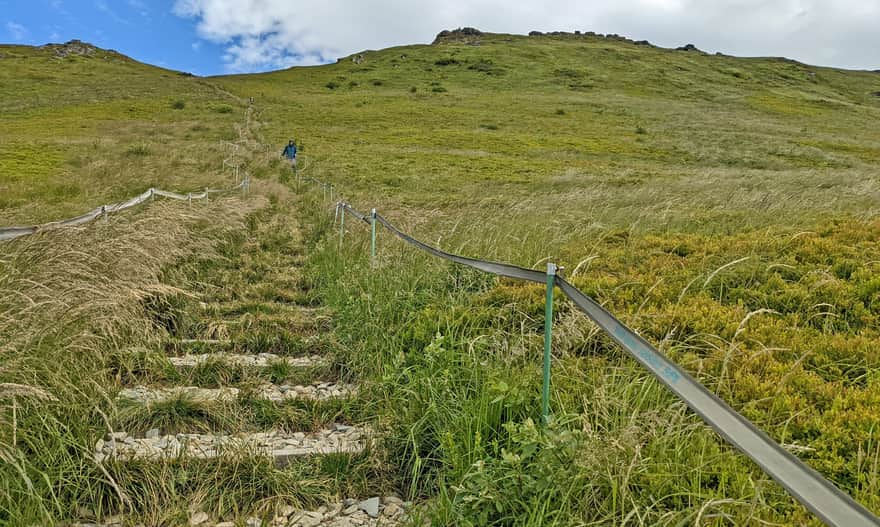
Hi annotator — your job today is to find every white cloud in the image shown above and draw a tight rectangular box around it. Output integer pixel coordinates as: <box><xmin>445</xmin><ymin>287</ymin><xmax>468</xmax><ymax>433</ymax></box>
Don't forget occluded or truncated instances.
<box><xmin>127</xmin><ymin>0</ymin><xmax>149</xmax><ymax>17</ymax></box>
<box><xmin>6</xmin><ymin>21</ymin><xmax>28</xmax><ymax>41</ymax></box>
<box><xmin>173</xmin><ymin>0</ymin><xmax>880</xmax><ymax>73</ymax></box>
<box><xmin>96</xmin><ymin>0</ymin><xmax>131</xmax><ymax>25</ymax></box>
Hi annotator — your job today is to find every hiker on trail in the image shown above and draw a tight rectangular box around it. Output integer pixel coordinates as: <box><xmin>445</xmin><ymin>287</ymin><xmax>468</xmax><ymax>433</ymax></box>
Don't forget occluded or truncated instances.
<box><xmin>281</xmin><ymin>139</ymin><xmax>297</xmax><ymax>169</ymax></box>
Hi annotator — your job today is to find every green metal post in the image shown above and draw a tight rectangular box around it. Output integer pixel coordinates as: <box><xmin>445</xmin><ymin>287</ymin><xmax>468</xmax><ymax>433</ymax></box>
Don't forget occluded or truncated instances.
<box><xmin>339</xmin><ymin>202</ymin><xmax>345</xmax><ymax>245</ymax></box>
<box><xmin>542</xmin><ymin>263</ymin><xmax>557</xmax><ymax>423</ymax></box>
<box><xmin>370</xmin><ymin>208</ymin><xmax>377</xmax><ymax>260</ymax></box>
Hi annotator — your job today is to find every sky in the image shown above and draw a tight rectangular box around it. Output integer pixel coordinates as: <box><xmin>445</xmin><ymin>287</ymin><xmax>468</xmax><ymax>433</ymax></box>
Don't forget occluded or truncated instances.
<box><xmin>1</xmin><ymin>0</ymin><xmax>878</xmax><ymax>76</ymax></box>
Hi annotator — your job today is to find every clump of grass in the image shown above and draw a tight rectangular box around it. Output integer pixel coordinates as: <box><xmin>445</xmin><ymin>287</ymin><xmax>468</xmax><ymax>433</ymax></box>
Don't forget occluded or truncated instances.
<box><xmin>213</xmin><ymin>104</ymin><xmax>234</xmax><ymax>114</ymax></box>
<box><xmin>467</xmin><ymin>59</ymin><xmax>505</xmax><ymax>75</ymax></box>
<box><xmin>479</xmin><ymin>123</ymin><xmax>499</xmax><ymax>130</ymax></box>
<box><xmin>115</xmin><ymin>394</ymin><xmax>231</xmax><ymax>434</ymax></box>
<box><xmin>125</xmin><ymin>143</ymin><xmax>151</xmax><ymax>156</ymax></box>
<box><xmin>171</xmin><ymin>100</ymin><xmax>186</xmax><ymax>110</ymax></box>
<box><xmin>325</xmin><ymin>81</ymin><xmax>339</xmax><ymax>90</ymax></box>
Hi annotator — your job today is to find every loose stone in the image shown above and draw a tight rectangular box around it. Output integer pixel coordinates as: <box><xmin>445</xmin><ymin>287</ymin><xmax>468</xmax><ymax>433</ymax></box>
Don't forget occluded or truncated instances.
<box><xmin>357</xmin><ymin>497</ymin><xmax>380</xmax><ymax>518</ymax></box>
<box><xmin>189</xmin><ymin>511</ymin><xmax>209</xmax><ymax>526</ymax></box>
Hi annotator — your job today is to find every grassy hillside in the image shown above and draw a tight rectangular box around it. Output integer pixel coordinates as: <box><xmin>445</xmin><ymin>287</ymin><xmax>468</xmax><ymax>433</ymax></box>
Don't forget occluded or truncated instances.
<box><xmin>0</xmin><ymin>40</ymin><xmax>248</xmax><ymax>224</ymax></box>
<box><xmin>1</xmin><ymin>30</ymin><xmax>880</xmax><ymax>526</ymax></box>
<box><xmin>216</xmin><ymin>30</ymin><xmax>880</xmax><ymax>524</ymax></box>
<box><xmin>219</xmin><ymin>30</ymin><xmax>880</xmax><ymax>231</ymax></box>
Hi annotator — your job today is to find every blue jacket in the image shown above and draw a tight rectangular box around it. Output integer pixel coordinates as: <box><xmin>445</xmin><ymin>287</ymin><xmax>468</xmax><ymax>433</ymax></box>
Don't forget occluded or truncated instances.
<box><xmin>282</xmin><ymin>144</ymin><xmax>297</xmax><ymax>159</ymax></box>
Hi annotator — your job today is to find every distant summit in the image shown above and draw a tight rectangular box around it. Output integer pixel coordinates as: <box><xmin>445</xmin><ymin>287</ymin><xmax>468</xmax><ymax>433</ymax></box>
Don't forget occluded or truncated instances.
<box><xmin>37</xmin><ymin>39</ymin><xmax>130</xmax><ymax>61</ymax></box>
<box><xmin>433</xmin><ymin>28</ymin><xmax>483</xmax><ymax>45</ymax></box>
<box><xmin>41</xmin><ymin>40</ymin><xmax>99</xmax><ymax>58</ymax></box>
<box><xmin>433</xmin><ymin>28</ymin><xmax>657</xmax><ymax>48</ymax></box>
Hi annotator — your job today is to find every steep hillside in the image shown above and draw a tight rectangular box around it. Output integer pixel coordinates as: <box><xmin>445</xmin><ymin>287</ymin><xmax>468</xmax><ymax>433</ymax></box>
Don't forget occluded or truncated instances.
<box><xmin>2</xmin><ymin>29</ymin><xmax>880</xmax><ymax>526</ymax></box>
<box><xmin>0</xmin><ymin>40</ymin><xmax>247</xmax><ymax>224</ymax></box>
<box><xmin>215</xmin><ymin>30</ymin><xmax>880</xmax><ymax>525</ymax></box>
<box><xmin>218</xmin><ymin>29</ymin><xmax>880</xmax><ymax>231</ymax></box>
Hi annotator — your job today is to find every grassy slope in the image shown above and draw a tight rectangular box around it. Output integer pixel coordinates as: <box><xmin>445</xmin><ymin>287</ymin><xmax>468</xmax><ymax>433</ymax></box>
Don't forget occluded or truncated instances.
<box><xmin>2</xmin><ymin>31</ymin><xmax>880</xmax><ymax>526</ymax></box>
<box><xmin>0</xmin><ymin>43</ymin><xmax>284</xmax><ymax>525</ymax></box>
<box><xmin>0</xmin><ymin>42</ymin><xmax>245</xmax><ymax>224</ymax></box>
<box><xmin>217</xmin><ymin>32</ymin><xmax>880</xmax><ymax>524</ymax></box>
<box><xmin>219</xmin><ymin>32</ymin><xmax>880</xmax><ymax>232</ymax></box>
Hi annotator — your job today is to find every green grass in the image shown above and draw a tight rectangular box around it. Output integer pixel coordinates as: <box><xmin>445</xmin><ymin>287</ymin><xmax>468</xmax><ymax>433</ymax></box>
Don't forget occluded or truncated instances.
<box><xmin>3</xmin><ymin>30</ymin><xmax>880</xmax><ymax>526</ymax></box>
<box><xmin>0</xmin><ymin>42</ymin><xmax>245</xmax><ymax>224</ymax></box>
<box><xmin>113</xmin><ymin>391</ymin><xmax>358</xmax><ymax>436</ymax></box>
<box><xmin>214</xmin><ymin>30</ymin><xmax>880</xmax><ymax>525</ymax></box>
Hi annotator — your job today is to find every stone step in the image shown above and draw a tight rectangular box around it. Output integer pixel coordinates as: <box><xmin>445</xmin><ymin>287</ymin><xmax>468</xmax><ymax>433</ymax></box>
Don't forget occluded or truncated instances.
<box><xmin>118</xmin><ymin>382</ymin><xmax>356</xmax><ymax>404</ymax></box>
<box><xmin>168</xmin><ymin>353</ymin><xmax>328</xmax><ymax>369</ymax></box>
<box><xmin>197</xmin><ymin>302</ymin><xmax>329</xmax><ymax>322</ymax></box>
<box><xmin>72</xmin><ymin>495</ymin><xmax>411</xmax><ymax>527</ymax></box>
<box><xmin>94</xmin><ymin>424</ymin><xmax>366</xmax><ymax>465</ymax></box>
<box><xmin>164</xmin><ymin>333</ymin><xmax>330</xmax><ymax>357</ymax></box>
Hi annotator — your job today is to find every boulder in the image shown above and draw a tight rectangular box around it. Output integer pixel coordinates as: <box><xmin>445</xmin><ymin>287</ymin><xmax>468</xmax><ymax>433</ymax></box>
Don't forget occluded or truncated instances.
<box><xmin>676</xmin><ymin>43</ymin><xmax>701</xmax><ymax>52</ymax></box>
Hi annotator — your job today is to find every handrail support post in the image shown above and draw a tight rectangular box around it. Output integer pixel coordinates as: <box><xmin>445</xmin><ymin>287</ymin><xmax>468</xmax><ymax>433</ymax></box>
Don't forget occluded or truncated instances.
<box><xmin>542</xmin><ymin>262</ymin><xmax>558</xmax><ymax>423</ymax></box>
<box><xmin>370</xmin><ymin>208</ymin><xmax>377</xmax><ymax>261</ymax></box>
<box><xmin>339</xmin><ymin>202</ymin><xmax>345</xmax><ymax>247</ymax></box>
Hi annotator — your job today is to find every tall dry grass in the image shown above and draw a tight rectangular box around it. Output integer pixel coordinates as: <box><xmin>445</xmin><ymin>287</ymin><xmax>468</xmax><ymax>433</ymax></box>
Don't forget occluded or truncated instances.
<box><xmin>0</xmin><ymin>195</ymin><xmax>259</xmax><ymax>523</ymax></box>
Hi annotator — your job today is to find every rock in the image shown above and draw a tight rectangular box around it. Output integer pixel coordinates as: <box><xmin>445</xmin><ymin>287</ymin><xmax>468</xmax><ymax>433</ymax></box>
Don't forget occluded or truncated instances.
<box><xmin>357</xmin><ymin>497</ymin><xmax>380</xmax><ymax>518</ymax></box>
<box><xmin>279</xmin><ymin>505</ymin><xmax>296</xmax><ymax>517</ymax></box>
<box><xmin>384</xmin><ymin>503</ymin><xmax>402</xmax><ymax>517</ymax></box>
<box><xmin>334</xmin><ymin>423</ymin><xmax>353</xmax><ymax>432</ymax></box>
<box><xmin>145</xmin><ymin>428</ymin><xmax>160</xmax><ymax>439</ymax></box>
<box><xmin>246</xmin><ymin>517</ymin><xmax>262</xmax><ymax>527</ymax></box>
<box><xmin>215</xmin><ymin>523</ymin><xmax>235</xmax><ymax>527</ymax></box>
<box><xmin>188</xmin><ymin>512</ymin><xmax>209</xmax><ymax>525</ymax></box>
<box><xmin>342</xmin><ymin>504</ymin><xmax>358</xmax><ymax>515</ymax></box>
<box><xmin>382</xmin><ymin>496</ymin><xmax>403</xmax><ymax>505</ymax></box>
<box><xmin>433</xmin><ymin>27</ymin><xmax>482</xmax><ymax>44</ymax></box>
<box><xmin>299</xmin><ymin>511</ymin><xmax>323</xmax><ymax>527</ymax></box>
<box><xmin>676</xmin><ymin>43</ymin><xmax>703</xmax><ymax>52</ymax></box>
<box><xmin>43</xmin><ymin>40</ymin><xmax>100</xmax><ymax>59</ymax></box>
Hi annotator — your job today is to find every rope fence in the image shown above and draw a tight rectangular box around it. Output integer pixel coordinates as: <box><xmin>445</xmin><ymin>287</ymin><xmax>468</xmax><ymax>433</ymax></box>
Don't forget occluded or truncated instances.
<box><xmin>0</xmin><ymin>178</ymin><xmax>250</xmax><ymax>242</ymax></box>
<box><xmin>1</xmin><ymin>106</ymin><xmax>263</xmax><ymax>243</ymax></box>
<box><xmin>297</xmin><ymin>175</ymin><xmax>880</xmax><ymax>527</ymax></box>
